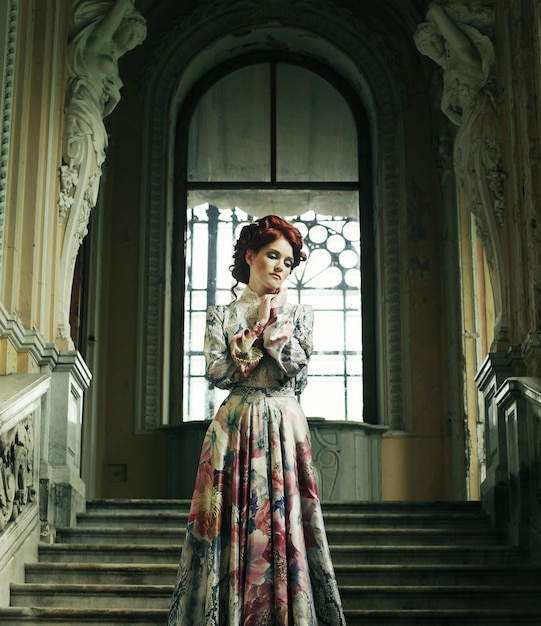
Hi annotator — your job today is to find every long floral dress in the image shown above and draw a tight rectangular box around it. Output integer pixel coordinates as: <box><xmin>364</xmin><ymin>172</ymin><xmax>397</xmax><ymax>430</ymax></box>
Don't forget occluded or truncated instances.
<box><xmin>167</xmin><ymin>286</ymin><xmax>346</xmax><ymax>625</ymax></box>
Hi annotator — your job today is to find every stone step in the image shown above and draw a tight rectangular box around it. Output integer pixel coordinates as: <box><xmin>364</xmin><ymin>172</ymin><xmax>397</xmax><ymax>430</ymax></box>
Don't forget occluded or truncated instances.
<box><xmin>10</xmin><ymin>582</ymin><xmax>541</xmax><ymax>611</ymax></box>
<box><xmin>25</xmin><ymin>561</ymin><xmax>541</xmax><ymax>587</ymax></box>
<box><xmin>85</xmin><ymin>499</ymin><xmax>190</xmax><ymax>513</ymax></box>
<box><xmin>38</xmin><ymin>543</ymin><xmax>182</xmax><ymax>564</ymax></box>
<box><xmin>340</xmin><ymin>585</ymin><xmax>541</xmax><ymax>610</ymax></box>
<box><xmin>324</xmin><ymin>526</ymin><xmax>506</xmax><ymax>546</ymax></box>
<box><xmin>38</xmin><ymin>541</ymin><xmax>529</xmax><ymax>565</ymax></box>
<box><xmin>0</xmin><ymin>607</ymin><xmax>168</xmax><ymax>625</ymax></box>
<box><xmin>343</xmin><ymin>610</ymin><xmax>541</xmax><ymax>625</ymax></box>
<box><xmin>323</xmin><ymin>512</ymin><xmax>491</xmax><ymax>529</ymax></box>
<box><xmin>10</xmin><ymin>584</ymin><xmax>171</xmax><ymax>610</ymax></box>
<box><xmin>8</xmin><ymin>499</ymin><xmax>539</xmax><ymax>624</ymax></box>
<box><xmin>55</xmin><ymin>525</ymin><xmax>506</xmax><ymax>547</ymax></box>
<box><xmin>334</xmin><ymin>563</ymin><xmax>541</xmax><ymax>586</ymax></box>
<box><xmin>55</xmin><ymin>527</ymin><xmax>184</xmax><ymax>546</ymax></box>
<box><xmin>76</xmin><ymin>511</ymin><xmax>189</xmax><ymax>529</ymax></box>
<box><xmin>1</xmin><ymin>608</ymin><xmax>541</xmax><ymax>626</ymax></box>
<box><xmin>322</xmin><ymin>500</ymin><xmax>483</xmax><ymax>512</ymax></box>
<box><xmin>25</xmin><ymin>563</ymin><xmax>178</xmax><ymax>585</ymax></box>
<box><xmin>76</xmin><ymin>510</ymin><xmax>492</xmax><ymax>530</ymax></box>
<box><xmin>329</xmin><ymin>544</ymin><xmax>530</xmax><ymax>565</ymax></box>
<box><xmin>85</xmin><ymin>499</ymin><xmax>483</xmax><ymax>511</ymax></box>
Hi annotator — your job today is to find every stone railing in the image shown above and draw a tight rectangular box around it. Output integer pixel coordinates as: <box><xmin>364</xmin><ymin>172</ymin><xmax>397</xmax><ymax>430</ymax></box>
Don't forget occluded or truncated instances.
<box><xmin>475</xmin><ymin>352</ymin><xmax>525</xmax><ymax>530</ymax></box>
<box><xmin>165</xmin><ymin>418</ymin><xmax>387</xmax><ymax>502</ymax></box>
<box><xmin>0</xmin><ymin>373</ymin><xmax>50</xmax><ymax>605</ymax></box>
<box><xmin>495</xmin><ymin>377</ymin><xmax>541</xmax><ymax>559</ymax></box>
<box><xmin>476</xmin><ymin>353</ymin><xmax>541</xmax><ymax>561</ymax></box>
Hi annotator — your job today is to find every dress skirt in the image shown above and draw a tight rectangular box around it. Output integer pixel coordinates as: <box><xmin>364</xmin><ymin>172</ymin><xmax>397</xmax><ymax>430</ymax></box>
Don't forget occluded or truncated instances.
<box><xmin>166</xmin><ymin>387</ymin><xmax>346</xmax><ymax>625</ymax></box>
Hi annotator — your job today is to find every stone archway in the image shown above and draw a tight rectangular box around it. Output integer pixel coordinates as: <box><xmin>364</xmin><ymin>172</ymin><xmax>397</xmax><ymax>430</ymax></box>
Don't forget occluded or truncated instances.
<box><xmin>136</xmin><ymin>0</ymin><xmax>410</xmax><ymax>431</ymax></box>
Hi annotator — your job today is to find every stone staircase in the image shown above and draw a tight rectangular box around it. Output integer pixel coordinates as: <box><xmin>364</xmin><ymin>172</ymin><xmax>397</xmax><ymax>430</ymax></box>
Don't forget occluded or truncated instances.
<box><xmin>1</xmin><ymin>500</ymin><xmax>541</xmax><ymax>625</ymax></box>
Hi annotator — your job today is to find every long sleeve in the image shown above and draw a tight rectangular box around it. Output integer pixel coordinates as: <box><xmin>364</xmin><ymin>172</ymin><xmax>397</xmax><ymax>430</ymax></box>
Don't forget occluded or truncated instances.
<box><xmin>205</xmin><ymin>305</ymin><xmax>264</xmax><ymax>387</ymax></box>
<box><xmin>263</xmin><ymin>304</ymin><xmax>313</xmax><ymax>389</ymax></box>
<box><xmin>229</xmin><ymin>327</ymin><xmax>264</xmax><ymax>378</ymax></box>
<box><xmin>204</xmin><ymin>306</ymin><xmax>239</xmax><ymax>389</ymax></box>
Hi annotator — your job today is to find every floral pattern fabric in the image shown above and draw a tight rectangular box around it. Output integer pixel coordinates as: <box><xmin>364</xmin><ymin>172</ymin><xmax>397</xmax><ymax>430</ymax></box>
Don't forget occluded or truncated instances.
<box><xmin>167</xmin><ymin>287</ymin><xmax>346</xmax><ymax>625</ymax></box>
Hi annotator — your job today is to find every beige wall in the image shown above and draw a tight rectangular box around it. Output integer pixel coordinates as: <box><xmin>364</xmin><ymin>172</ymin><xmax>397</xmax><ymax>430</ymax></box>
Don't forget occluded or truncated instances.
<box><xmin>94</xmin><ymin>55</ymin><xmax>169</xmax><ymax>499</ymax></box>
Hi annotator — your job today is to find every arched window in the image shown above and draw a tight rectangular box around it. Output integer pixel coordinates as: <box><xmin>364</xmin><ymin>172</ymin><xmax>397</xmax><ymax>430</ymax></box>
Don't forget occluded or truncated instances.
<box><xmin>172</xmin><ymin>59</ymin><xmax>376</xmax><ymax>423</ymax></box>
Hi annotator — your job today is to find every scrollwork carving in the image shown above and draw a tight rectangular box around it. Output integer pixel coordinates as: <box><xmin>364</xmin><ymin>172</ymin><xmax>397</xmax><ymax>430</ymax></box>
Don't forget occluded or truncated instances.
<box><xmin>58</xmin><ymin>164</ymin><xmax>79</xmax><ymax>221</ymax></box>
<box><xmin>310</xmin><ymin>428</ymin><xmax>340</xmax><ymax>499</ymax></box>
<box><xmin>0</xmin><ymin>418</ymin><xmax>35</xmax><ymax>533</ymax></box>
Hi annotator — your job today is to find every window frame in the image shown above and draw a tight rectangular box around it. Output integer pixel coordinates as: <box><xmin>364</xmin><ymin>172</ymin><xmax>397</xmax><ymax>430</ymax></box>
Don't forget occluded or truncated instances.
<box><xmin>171</xmin><ymin>53</ymin><xmax>377</xmax><ymax>423</ymax></box>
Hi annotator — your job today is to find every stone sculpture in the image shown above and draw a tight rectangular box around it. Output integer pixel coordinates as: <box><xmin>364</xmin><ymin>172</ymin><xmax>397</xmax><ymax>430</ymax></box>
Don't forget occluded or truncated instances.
<box><xmin>415</xmin><ymin>1</ymin><xmax>503</xmax><ymax>259</ymax></box>
<box><xmin>58</xmin><ymin>0</ymin><xmax>146</xmax><ymax>345</ymax></box>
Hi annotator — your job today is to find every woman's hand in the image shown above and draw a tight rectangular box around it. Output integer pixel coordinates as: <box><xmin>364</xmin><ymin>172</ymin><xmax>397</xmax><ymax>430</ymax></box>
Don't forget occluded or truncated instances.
<box><xmin>257</xmin><ymin>287</ymin><xmax>288</xmax><ymax>326</ymax></box>
<box><xmin>271</xmin><ymin>286</ymin><xmax>288</xmax><ymax>308</ymax></box>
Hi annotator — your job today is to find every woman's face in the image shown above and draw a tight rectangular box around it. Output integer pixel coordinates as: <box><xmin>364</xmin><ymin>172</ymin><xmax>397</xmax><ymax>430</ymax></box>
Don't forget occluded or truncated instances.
<box><xmin>246</xmin><ymin>236</ymin><xmax>294</xmax><ymax>296</ymax></box>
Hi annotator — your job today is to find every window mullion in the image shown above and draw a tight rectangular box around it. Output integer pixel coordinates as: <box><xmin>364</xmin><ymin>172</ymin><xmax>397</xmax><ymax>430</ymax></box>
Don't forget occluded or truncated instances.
<box><xmin>270</xmin><ymin>62</ymin><xmax>277</xmax><ymax>183</ymax></box>
<box><xmin>206</xmin><ymin>205</ymin><xmax>219</xmax><ymax>307</ymax></box>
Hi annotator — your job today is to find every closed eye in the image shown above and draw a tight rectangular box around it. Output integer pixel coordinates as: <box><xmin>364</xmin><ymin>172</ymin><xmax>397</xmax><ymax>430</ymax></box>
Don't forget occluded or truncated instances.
<box><xmin>267</xmin><ymin>250</ymin><xmax>293</xmax><ymax>268</ymax></box>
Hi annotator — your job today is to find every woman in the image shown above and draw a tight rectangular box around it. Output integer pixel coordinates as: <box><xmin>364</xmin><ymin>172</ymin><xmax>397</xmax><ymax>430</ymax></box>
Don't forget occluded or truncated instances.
<box><xmin>167</xmin><ymin>215</ymin><xmax>346</xmax><ymax>625</ymax></box>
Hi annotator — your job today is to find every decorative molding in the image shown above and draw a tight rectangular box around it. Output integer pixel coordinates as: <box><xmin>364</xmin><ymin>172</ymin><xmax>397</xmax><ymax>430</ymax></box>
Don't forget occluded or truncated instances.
<box><xmin>0</xmin><ymin>0</ymin><xmax>19</xmax><ymax>300</ymax></box>
<box><xmin>310</xmin><ymin>427</ymin><xmax>340</xmax><ymax>499</ymax></box>
<box><xmin>58</xmin><ymin>164</ymin><xmax>80</xmax><ymax>221</ymax></box>
<box><xmin>138</xmin><ymin>0</ymin><xmax>409</xmax><ymax>430</ymax></box>
<box><xmin>142</xmin><ymin>0</ymin><xmax>407</xmax><ymax>109</ymax></box>
<box><xmin>0</xmin><ymin>302</ymin><xmax>63</xmax><ymax>371</ymax></box>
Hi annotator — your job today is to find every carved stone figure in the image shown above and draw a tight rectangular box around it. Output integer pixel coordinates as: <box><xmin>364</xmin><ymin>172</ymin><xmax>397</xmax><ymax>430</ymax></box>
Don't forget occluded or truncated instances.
<box><xmin>414</xmin><ymin>2</ymin><xmax>495</xmax><ymax>127</ymax></box>
<box><xmin>414</xmin><ymin>1</ymin><xmax>503</xmax><ymax>256</ymax></box>
<box><xmin>0</xmin><ymin>420</ymin><xmax>35</xmax><ymax>532</ymax></box>
<box><xmin>64</xmin><ymin>0</ymin><xmax>147</xmax><ymax>166</ymax></box>
<box><xmin>58</xmin><ymin>0</ymin><xmax>146</xmax><ymax>345</ymax></box>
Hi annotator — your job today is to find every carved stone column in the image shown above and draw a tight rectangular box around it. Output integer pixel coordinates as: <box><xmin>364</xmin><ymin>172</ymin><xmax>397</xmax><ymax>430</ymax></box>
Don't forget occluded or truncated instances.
<box><xmin>58</xmin><ymin>0</ymin><xmax>147</xmax><ymax>345</ymax></box>
<box><xmin>51</xmin><ymin>1</ymin><xmax>147</xmax><ymax>524</ymax></box>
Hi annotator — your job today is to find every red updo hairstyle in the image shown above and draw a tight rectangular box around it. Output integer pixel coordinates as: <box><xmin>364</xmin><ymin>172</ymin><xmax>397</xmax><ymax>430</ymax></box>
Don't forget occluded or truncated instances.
<box><xmin>230</xmin><ymin>215</ymin><xmax>307</xmax><ymax>289</ymax></box>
